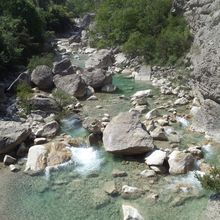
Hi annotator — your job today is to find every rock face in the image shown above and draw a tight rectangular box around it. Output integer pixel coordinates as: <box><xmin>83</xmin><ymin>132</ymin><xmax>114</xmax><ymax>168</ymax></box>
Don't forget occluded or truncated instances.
<box><xmin>176</xmin><ymin>0</ymin><xmax>220</xmax><ymax>140</ymax></box>
<box><xmin>53</xmin><ymin>74</ymin><xmax>87</xmax><ymax>98</ymax></box>
<box><xmin>191</xmin><ymin>99</ymin><xmax>220</xmax><ymax>142</ymax></box>
<box><xmin>30</xmin><ymin>94</ymin><xmax>60</xmax><ymax>113</ymax></box>
<box><xmin>168</xmin><ymin>150</ymin><xmax>195</xmax><ymax>175</ymax></box>
<box><xmin>103</xmin><ymin>112</ymin><xmax>154</xmax><ymax>155</ymax></box>
<box><xmin>85</xmin><ymin>49</ymin><xmax>113</xmax><ymax>69</ymax></box>
<box><xmin>0</xmin><ymin>121</ymin><xmax>30</xmax><ymax>154</ymax></box>
<box><xmin>122</xmin><ymin>205</ymin><xmax>144</xmax><ymax>220</ymax></box>
<box><xmin>31</xmin><ymin>65</ymin><xmax>54</xmax><ymax>91</ymax></box>
<box><xmin>82</xmin><ymin>68</ymin><xmax>112</xmax><ymax>89</ymax></box>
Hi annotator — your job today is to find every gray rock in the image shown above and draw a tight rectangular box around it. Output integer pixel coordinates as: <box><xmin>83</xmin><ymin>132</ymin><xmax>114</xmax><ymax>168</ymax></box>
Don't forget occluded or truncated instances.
<box><xmin>114</xmin><ymin>53</ymin><xmax>127</xmax><ymax>67</ymax></box>
<box><xmin>122</xmin><ymin>205</ymin><xmax>144</xmax><ymax>220</ymax></box>
<box><xmin>101</xmin><ymin>84</ymin><xmax>117</xmax><ymax>93</ymax></box>
<box><xmin>34</xmin><ymin>137</ymin><xmax>47</xmax><ymax>145</ymax></box>
<box><xmin>36</xmin><ymin>121</ymin><xmax>60</xmax><ymax>138</ymax></box>
<box><xmin>145</xmin><ymin>150</ymin><xmax>167</xmax><ymax>166</ymax></box>
<box><xmin>53</xmin><ymin>74</ymin><xmax>87</xmax><ymax>98</ymax></box>
<box><xmin>53</xmin><ymin>58</ymin><xmax>73</xmax><ymax>75</ymax></box>
<box><xmin>122</xmin><ymin>185</ymin><xmax>143</xmax><ymax>199</ymax></box>
<box><xmin>85</xmin><ymin>49</ymin><xmax>113</xmax><ymax>69</ymax></box>
<box><xmin>140</xmin><ymin>169</ymin><xmax>156</xmax><ymax>178</ymax></box>
<box><xmin>191</xmin><ymin>99</ymin><xmax>220</xmax><ymax>142</ymax></box>
<box><xmin>0</xmin><ymin>121</ymin><xmax>30</xmax><ymax>154</ymax></box>
<box><xmin>150</xmin><ymin>127</ymin><xmax>168</xmax><ymax>141</ymax></box>
<box><xmin>87</xmin><ymin>95</ymin><xmax>98</xmax><ymax>101</ymax></box>
<box><xmin>168</xmin><ymin>150</ymin><xmax>195</xmax><ymax>175</ymax></box>
<box><xmin>103</xmin><ymin>181</ymin><xmax>117</xmax><ymax>196</ymax></box>
<box><xmin>25</xmin><ymin>145</ymin><xmax>48</xmax><ymax>172</ymax></box>
<box><xmin>103</xmin><ymin>112</ymin><xmax>154</xmax><ymax>155</ymax></box>
<box><xmin>31</xmin><ymin>65</ymin><xmax>54</xmax><ymax>91</ymax></box>
<box><xmin>69</xmin><ymin>35</ymin><xmax>81</xmax><ymax>44</ymax></box>
<box><xmin>174</xmin><ymin>97</ymin><xmax>189</xmax><ymax>105</ymax></box>
<box><xmin>3</xmin><ymin>155</ymin><xmax>16</xmax><ymax>165</ymax></box>
<box><xmin>134</xmin><ymin>65</ymin><xmax>151</xmax><ymax>81</ymax></box>
<box><xmin>82</xmin><ymin>68</ymin><xmax>112</xmax><ymax>89</ymax></box>
<box><xmin>112</xmin><ymin>169</ymin><xmax>128</xmax><ymax>178</ymax></box>
<box><xmin>30</xmin><ymin>94</ymin><xmax>60</xmax><ymax>113</ymax></box>
<box><xmin>9</xmin><ymin>164</ymin><xmax>20</xmax><ymax>172</ymax></box>
<box><xmin>82</xmin><ymin>117</ymin><xmax>102</xmax><ymax>134</ymax></box>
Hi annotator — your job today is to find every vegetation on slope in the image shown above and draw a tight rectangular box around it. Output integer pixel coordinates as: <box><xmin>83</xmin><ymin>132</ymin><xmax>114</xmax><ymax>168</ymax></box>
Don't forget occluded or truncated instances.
<box><xmin>93</xmin><ymin>0</ymin><xmax>191</xmax><ymax>65</ymax></box>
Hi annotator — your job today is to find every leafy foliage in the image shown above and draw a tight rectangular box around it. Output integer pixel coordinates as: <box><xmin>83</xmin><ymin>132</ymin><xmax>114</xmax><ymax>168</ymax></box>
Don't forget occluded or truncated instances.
<box><xmin>196</xmin><ymin>167</ymin><xmax>220</xmax><ymax>193</ymax></box>
<box><xmin>52</xmin><ymin>89</ymin><xmax>77</xmax><ymax>109</ymax></box>
<box><xmin>16</xmin><ymin>82</ymin><xmax>33</xmax><ymax>114</ymax></box>
<box><xmin>0</xmin><ymin>0</ymin><xmax>74</xmax><ymax>71</ymax></box>
<box><xmin>28</xmin><ymin>53</ymin><xmax>54</xmax><ymax>71</ymax></box>
<box><xmin>94</xmin><ymin>0</ymin><xmax>191</xmax><ymax>65</ymax></box>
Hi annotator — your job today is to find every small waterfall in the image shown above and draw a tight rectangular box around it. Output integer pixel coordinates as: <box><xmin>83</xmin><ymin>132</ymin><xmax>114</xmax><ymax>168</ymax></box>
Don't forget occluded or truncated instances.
<box><xmin>70</xmin><ymin>147</ymin><xmax>104</xmax><ymax>176</ymax></box>
<box><xmin>44</xmin><ymin>147</ymin><xmax>104</xmax><ymax>180</ymax></box>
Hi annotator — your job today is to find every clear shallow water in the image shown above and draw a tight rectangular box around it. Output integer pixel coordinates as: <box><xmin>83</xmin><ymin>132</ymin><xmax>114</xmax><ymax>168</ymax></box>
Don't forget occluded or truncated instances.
<box><xmin>2</xmin><ymin>71</ymin><xmax>218</xmax><ymax>220</ymax></box>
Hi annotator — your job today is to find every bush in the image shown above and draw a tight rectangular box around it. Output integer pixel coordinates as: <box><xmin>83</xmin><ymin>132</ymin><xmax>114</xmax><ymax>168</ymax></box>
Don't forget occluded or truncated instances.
<box><xmin>94</xmin><ymin>0</ymin><xmax>191</xmax><ymax>65</ymax></box>
<box><xmin>196</xmin><ymin>167</ymin><xmax>220</xmax><ymax>193</ymax></box>
<box><xmin>27</xmin><ymin>53</ymin><xmax>54</xmax><ymax>71</ymax></box>
<box><xmin>16</xmin><ymin>82</ymin><xmax>33</xmax><ymax>114</ymax></box>
<box><xmin>45</xmin><ymin>5</ymin><xmax>73</xmax><ymax>33</ymax></box>
<box><xmin>52</xmin><ymin>89</ymin><xmax>77</xmax><ymax>109</ymax></box>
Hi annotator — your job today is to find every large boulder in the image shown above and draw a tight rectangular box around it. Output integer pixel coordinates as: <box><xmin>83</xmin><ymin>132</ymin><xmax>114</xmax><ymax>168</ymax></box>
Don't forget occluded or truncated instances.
<box><xmin>53</xmin><ymin>58</ymin><xmax>75</xmax><ymax>76</ymax></box>
<box><xmin>25</xmin><ymin>145</ymin><xmax>48</xmax><ymax>172</ymax></box>
<box><xmin>53</xmin><ymin>74</ymin><xmax>87</xmax><ymax>98</ymax></box>
<box><xmin>103</xmin><ymin>112</ymin><xmax>154</xmax><ymax>155</ymax></box>
<box><xmin>30</xmin><ymin>94</ymin><xmax>60</xmax><ymax>113</ymax></box>
<box><xmin>168</xmin><ymin>150</ymin><xmax>195</xmax><ymax>175</ymax></box>
<box><xmin>0</xmin><ymin>121</ymin><xmax>30</xmax><ymax>154</ymax></box>
<box><xmin>122</xmin><ymin>205</ymin><xmax>144</xmax><ymax>220</ymax></box>
<box><xmin>25</xmin><ymin>142</ymin><xmax>72</xmax><ymax>172</ymax></box>
<box><xmin>36</xmin><ymin>121</ymin><xmax>60</xmax><ymax>138</ymax></box>
<box><xmin>31</xmin><ymin>65</ymin><xmax>54</xmax><ymax>91</ymax></box>
<box><xmin>85</xmin><ymin>49</ymin><xmax>114</xmax><ymax>69</ymax></box>
<box><xmin>82</xmin><ymin>68</ymin><xmax>112</xmax><ymax>89</ymax></box>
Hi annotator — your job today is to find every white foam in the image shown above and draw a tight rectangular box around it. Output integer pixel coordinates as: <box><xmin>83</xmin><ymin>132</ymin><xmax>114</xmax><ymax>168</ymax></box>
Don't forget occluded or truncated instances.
<box><xmin>70</xmin><ymin>147</ymin><xmax>104</xmax><ymax>176</ymax></box>
<box><xmin>168</xmin><ymin>171</ymin><xmax>204</xmax><ymax>192</ymax></box>
<box><xmin>176</xmin><ymin>116</ymin><xmax>190</xmax><ymax>127</ymax></box>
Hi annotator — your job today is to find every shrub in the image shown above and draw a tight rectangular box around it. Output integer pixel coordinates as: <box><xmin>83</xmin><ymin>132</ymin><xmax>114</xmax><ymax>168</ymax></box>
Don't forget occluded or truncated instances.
<box><xmin>196</xmin><ymin>167</ymin><xmax>220</xmax><ymax>193</ymax></box>
<box><xmin>52</xmin><ymin>89</ymin><xmax>77</xmax><ymax>109</ymax></box>
<box><xmin>28</xmin><ymin>53</ymin><xmax>54</xmax><ymax>71</ymax></box>
<box><xmin>94</xmin><ymin>0</ymin><xmax>191</xmax><ymax>65</ymax></box>
<box><xmin>16</xmin><ymin>82</ymin><xmax>33</xmax><ymax>114</ymax></box>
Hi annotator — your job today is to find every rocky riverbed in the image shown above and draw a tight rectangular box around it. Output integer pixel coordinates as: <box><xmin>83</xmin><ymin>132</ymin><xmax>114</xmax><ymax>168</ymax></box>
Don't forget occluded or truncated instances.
<box><xmin>1</xmin><ymin>9</ymin><xmax>220</xmax><ymax>220</ymax></box>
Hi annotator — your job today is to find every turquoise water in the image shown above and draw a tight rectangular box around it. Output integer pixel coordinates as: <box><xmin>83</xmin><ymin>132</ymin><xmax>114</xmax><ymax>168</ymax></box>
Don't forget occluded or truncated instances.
<box><xmin>2</xmin><ymin>73</ymin><xmax>215</xmax><ymax>220</ymax></box>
